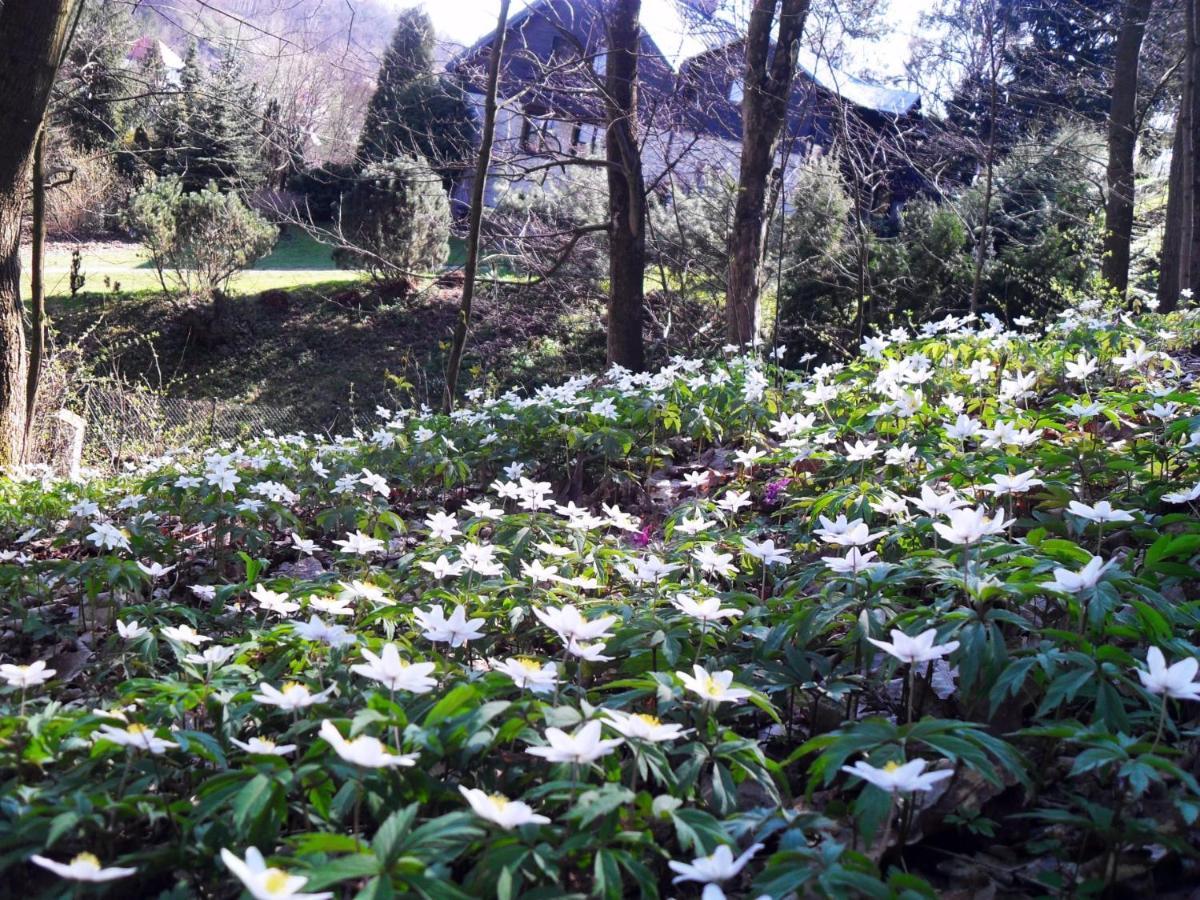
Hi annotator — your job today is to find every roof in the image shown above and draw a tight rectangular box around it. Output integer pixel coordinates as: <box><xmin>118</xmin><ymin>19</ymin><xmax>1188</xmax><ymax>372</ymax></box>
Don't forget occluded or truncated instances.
<box><xmin>796</xmin><ymin>47</ymin><xmax>919</xmax><ymax>116</ymax></box>
<box><xmin>452</xmin><ymin>0</ymin><xmax>918</xmax><ymax>116</ymax></box>
<box><xmin>127</xmin><ymin>36</ymin><xmax>185</xmax><ymax>71</ymax></box>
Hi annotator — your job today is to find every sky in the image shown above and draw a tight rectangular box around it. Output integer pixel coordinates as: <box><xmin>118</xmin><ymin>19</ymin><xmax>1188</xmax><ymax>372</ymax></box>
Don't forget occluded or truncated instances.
<box><xmin>402</xmin><ymin>0</ymin><xmax>935</xmax><ymax>83</ymax></box>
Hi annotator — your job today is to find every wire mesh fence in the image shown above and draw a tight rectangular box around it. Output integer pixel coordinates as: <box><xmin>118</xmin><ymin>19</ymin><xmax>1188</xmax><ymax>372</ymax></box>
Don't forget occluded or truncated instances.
<box><xmin>76</xmin><ymin>383</ymin><xmax>303</xmax><ymax>466</ymax></box>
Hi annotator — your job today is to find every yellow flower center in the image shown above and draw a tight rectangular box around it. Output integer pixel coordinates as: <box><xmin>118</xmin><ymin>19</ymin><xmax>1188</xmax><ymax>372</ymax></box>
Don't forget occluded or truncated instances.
<box><xmin>72</xmin><ymin>852</ymin><xmax>100</xmax><ymax>869</ymax></box>
<box><xmin>258</xmin><ymin>738</ymin><xmax>276</xmax><ymax>749</ymax></box>
<box><xmin>126</xmin><ymin>724</ymin><xmax>150</xmax><ymax>735</ymax></box>
<box><xmin>15</xmin><ymin>664</ymin><xmax>29</xmax><ymax>672</ymax></box>
<box><xmin>263</xmin><ymin>868</ymin><xmax>290</xmax><ymax>894</ymax></box>
<box><xmin>634</xmin><ymin>713</ymin><xmax>662</xmax><ymax>727</ymax></box>
<box><xmin>883</xmin><ymin>760</ymin><xmax>902</xmax><ymax>773</ymax></box>
<box><xmin>516</xmin><ymin>658</ymin><xmax>542</xmax><ymax>673</ymax></box>
<box><xmin>282</xmin><ymin>681</ymin><xmax>303</xmax><ymax>692</ymax></box>
<box><xmin>489</xmin><ymin>793</ymin><xmax>510</xmax><ymax>810</ymax></box>
<box><xmin>703</xmin><ymin>677</ymin><xmax>722</xmax><ymax>696</ymax></box>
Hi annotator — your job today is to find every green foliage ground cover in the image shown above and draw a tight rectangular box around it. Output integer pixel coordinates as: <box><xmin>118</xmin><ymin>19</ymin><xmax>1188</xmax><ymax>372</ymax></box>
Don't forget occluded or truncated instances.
<box><xmin>5</xmin><ymin>302</ymin><xmax>1200</xmax><ymax>897</ymax></box>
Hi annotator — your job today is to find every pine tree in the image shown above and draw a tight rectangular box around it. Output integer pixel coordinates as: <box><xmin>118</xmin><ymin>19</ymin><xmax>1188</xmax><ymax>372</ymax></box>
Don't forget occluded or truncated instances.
<box><xmin>358</xmin><ymin>8</ymin><xmax>436</xmax><ymax>162</ymax></box>
<box><xmin>58</xmin><ymin>1</ymin><xmax>135</xmax><ymax>150</ymax></box>
<box><xmin>357</xmin><ymin>8</ymin><xmax>476</xmax><ymax>178</ymax></box>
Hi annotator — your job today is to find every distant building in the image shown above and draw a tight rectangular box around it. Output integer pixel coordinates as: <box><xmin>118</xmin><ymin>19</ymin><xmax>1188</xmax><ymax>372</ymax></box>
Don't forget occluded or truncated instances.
<box><xmin>447</xmin><ymin>0</ymin><xmax>921</xmax><ymax>213</ymax></box>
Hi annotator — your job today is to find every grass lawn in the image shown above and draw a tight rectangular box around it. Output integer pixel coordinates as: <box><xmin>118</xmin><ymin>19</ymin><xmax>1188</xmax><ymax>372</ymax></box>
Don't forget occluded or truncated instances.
<box><xmin>23</xmin><ymin>227</ymin><xmax>366</xmax><ymax>299</ymax></box>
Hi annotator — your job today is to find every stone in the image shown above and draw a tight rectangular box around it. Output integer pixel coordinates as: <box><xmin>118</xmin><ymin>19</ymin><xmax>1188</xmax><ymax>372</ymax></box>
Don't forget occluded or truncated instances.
<box><xmin>50</xmin><ymin>409</ymin><xmax>86</xmax><ymax>481</ymax></box>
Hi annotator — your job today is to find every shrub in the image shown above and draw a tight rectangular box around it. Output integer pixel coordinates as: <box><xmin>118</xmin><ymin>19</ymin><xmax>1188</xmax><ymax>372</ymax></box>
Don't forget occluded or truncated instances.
<box><xmin>484</xmin><ymin>166</ymin><xmax>609</xmax><ymax>291</ymax></box>
<box><xmin>123</xmin><ymin>175</ymin><xmax>277</xmax><ymax>310</ymax></box>
<box><xmin>332</xmin><ymin>155</ymin><xmax>450</xmax><ymax>281</ymax></box>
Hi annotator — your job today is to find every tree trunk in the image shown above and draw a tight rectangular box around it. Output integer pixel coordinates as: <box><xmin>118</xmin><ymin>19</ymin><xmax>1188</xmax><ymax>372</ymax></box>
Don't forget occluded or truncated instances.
<box><xmin>1188</xmin><ymin>0</ymin><xmax>1200</xmax><ymax>296</ymax></box>
<box><xmin>443</xmin><ymin>0</ymin><xmax>510</xmax><ymax>412</ymax></box>
<box><xmin>604</xmin><ymin>0</ymin><xmax>646</xmax><ymax>371</ymax></box>
<box><xmin>24</xmin><ymin>129</ymin><xmax>47</xmax><ymax>460</ymax></box>
<box><xmin>1159</xmin><ymin>97</ymin><xmax>1186</xmax><ymax>310</ymax></box>
<box><xmin>726</xmin><ymin>0</ymin><xmax>811</xmax><ymax>346</ymax></box>
<box><xmin>0</xmin><ymin>0</ymin><xmax>80</xmax><ymax>467</ymax></box>
<box><xmin>969</xmin><ymin>0</ymin><xmax>1010</xmax><ymax>315</ymax></box>
<box><xmin>1101</xmin><ymin>0</ymin><xmax>1154</xmax><ymax>297</ymax></box>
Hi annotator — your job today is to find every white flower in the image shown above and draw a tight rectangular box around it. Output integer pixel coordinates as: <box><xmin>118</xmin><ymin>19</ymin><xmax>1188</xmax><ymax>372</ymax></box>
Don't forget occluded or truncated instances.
<box><xmin>821</xmin><ymin>547</ymin><xmax>885</xmax><ymax>575</ymax></box>
<box><xmin>319</xmin><ymin>719</ymin><xmax>416</xmax><ymax>768</ymax></box>
<box><xmin>1066</xmin><ymin>500</ymin><xmax>1135</xmax><ymax>524</ymax></box>
<box><xmin>841</xmin><ymin>758</ymin><xmax>953</xmax><ymax>794</ymax></box>
<box><xmin>1163</xmin><ymin>482</ymin><xmax>1200</xmax><ymax>504</ymax></box>
<box><xmin>716</xmin><ymin>489</ymin><xmax>752</xmax><ymax>514</ymax></box>
<box><xmin>602</xmin><ymin>709</ymin><xmax>689</xmax><ymax>743</ymax></box>
<box><xmin>932</xmin><ymin>506</ymin><xmax>1012</xmax><ymax>545</ymax></box>
<box><xmin>675</xmin><ymin>510</ymin><xmax>714</xmax><ymax>535</ymax></box>
<box><xmin>526</xmin><ymin>720</ymin><xmax>623</xmax><ymax>764</ymax></box>
<box><xmin>459</xmin><ymin>785</ymin><xmax>551</xmax><ymax>829</ymax></box>
<box><xmin>692</xmin><ymin>544</ymin><xmax>738</xmax><ymax>577</ymax></box>
<box><xmin>463</xmin><ymin>498</ymin><xmax>504</xmax><ymax>520</ymax></box>
<box><xmin>1039</xmin><ymin>555</ymin><xmax>1113</xmax><ymax>593</ymax></box>
<box><xmin>742</xmin><ymin>537</ymin><xmax>791</xmax><ymax>566</ymax></box>
<box><xmin>533</xmin><ymin>604</ymin><xmax>616</xmax><ymax>644</ymax></box>
<box><xmin>291</xmin><ymin>533</ymin><xmax>317</xmax><ymax>555</ymax></box>
<box><xmin>868</xmin><ymin>628</ymin><xmax>959</xmax><ymax>664</ymax></box>
<box><xmin>734</xmin><ymin>446</ymin><xmax>767</xmax><ymax>467</ymax></box>
<box><xmin>231</xmin><ymin>736</ymin><xmax>297</xmax><ymax>756</ymax></box>
<box><xmin>250</xmin><ymin>586</ymin><xmax>301</xmax><ymax>617</ymax></box>
<box><xmin>351</xmin><ymin>644</ymin><xmax>437</xmax><ymax>693</ymax></box>
<box><xmin>160</xmin><ymin>624</ymin><xmax>211</xmax><ymax>646</ymax></box>
<box><xmin>1064</xmin><ymin>353</ymin><xmax>1097</xmax><ymax>381</ymax></box>
<box><xmin>672</xmin><ymin>594</ymin><xmax>743</xmax><ymax>623</ymax></box>
<box><xmin>183</xmin><ymin>646</ymin><xmax>238</xmax><ymax>668</ymax></box>
<box><xmin>425</xmin><ymin>510</ymin><xmax>461</xmax><ymax>542</ymax></box>
<box><xmin>331</xmin><ymin>531</ymin><xmax>385</xmax><ymax>555</ymax></box>
<box><xmin>1137</xmin><ymin>647</ymin><xmax>1200</xmax><ymax>701</ymax></box>
<box><xmin>95</xmin><ymin>723</ymin><xmax>177</xmax><ymax>755</ymax></box>
<box><xmin>291</xmin><ymin>615</ymin><xmax>357</xmax><ymax>648</ymax></box>
<box><xmin>253</xmin><ymin>681</ymin><xmax>335</xmax><ymax>711</ymax></box>
<box><xmin>944</xmin><ymin>414</ymin><xmax>982</xmax><ymax>442</ymax></box>
<box><xmin>414</xmin><ymin>605</ymin><xmax>486</xmax><ymax>647</ymax></box>
<box><xmin>419</xmin><ymin>554</ymin><xmax>465</xmax><ymax>579</ymax></box>
<box><xmin>220</xmin><ymin>847</ymin><xmax>333</xmax><ymax>900</ymax></box>
<box><xmin>116</xmin><ymin>619</ymin><xmax>149</xmax><ymax>640</ymax></box>
<box><xmin>0</xmin><ymin>660</ymin><xmax>55</xmax><ymax>688</ymax></box>
<box><xmin>668</xmin><ymin>843</ymin><xmax>763</xmax><ymax>887</ymax></box>
<box><xmin>813</xmin><ymin>515</ymin><xmax>885</xmax><ymax>547</ymax></box>
<box><xmin>844</xmin><ymin>439</ymin><xmax>879</xmax><ymax>462</ymax></box>
<box><xmin>492</xmin><ymin>657</ymin><xmax>560</xmax><ymax>694</ymax></box>
<box><xmin>337</xmin><ymin>580</ymin><xmax>391</xmax><ymax>607</ymax></box>
<box><xmin>30</xmin><ymin>853</ymin><xmax>136</xmax><ymax>882</ymax></box>
<box><xmin>566</xmin><ymin>639</ymin><xmax>613</xmax><ymax>661</ymax></box>
<box><xmin>137</xmin><ymin>560</ymin><xmax>175</xmax><ymax>579</ymax></box>
<box><xmin>87</xmin><ymin>521</ymin><xmax>130</xmax><ymax>551</ymax></box>
<box><xmin>677</xmin><ymin>665</ymin><xmax>752</xmax><ymax>705</ymax></box>
<box><xmin>984</xmin><ymin>470</ymin><xmax>1044</xmax><ymax>496</ymax></box>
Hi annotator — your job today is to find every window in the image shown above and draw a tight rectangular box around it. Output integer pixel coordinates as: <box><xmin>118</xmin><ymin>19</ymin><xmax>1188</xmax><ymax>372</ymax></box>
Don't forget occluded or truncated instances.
<box><xmin>593</xmin><ymin>51</ymin><xmax>606</xmax><ymax>77</ymax></box>
<box><xmin>728</xmin><ymin>77</ymin><xmax>744</xmax><ymax>103</ymax></box>
<box><xmin>570</xmin><ymin>123</ymin><xmax>583</xmax><ymax>153</ymax></box>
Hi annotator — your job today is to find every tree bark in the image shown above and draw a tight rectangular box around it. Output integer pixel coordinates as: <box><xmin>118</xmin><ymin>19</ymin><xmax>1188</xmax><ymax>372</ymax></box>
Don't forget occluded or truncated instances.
<box><xmin>0</xmin><ymin>0</ymin><xmax>80</xmax><ymax>467</ymax></box>
<box><xmin>1188</xmin><ymin>0</ymin><xmax>1200</xmax><ymax>296</ymax></box>
<box><xmin>726</xmin><ymin>0</ymin><xmax>811</xmax><ymax>346</ymax></box>
<box><xmin>24</xmin><ymin>129</ymin><xmax>47</xmax><ymax>460</ymax></box>
<box><xmin>969</xmin><ymin>0</ymin><xmax>1010</xmax><ymax>315</ymax></box>
<box><xmin>604</xmin><ymin>0</ymin><xmax>646</xmax><ymax>371</ymax></box>
<box><xmin>443</xmin><ymin>0</ymin><xmax>510</xmax><ymax>412</ymax></box>
<box><xmin>1158</xmin><ymin>108</ymin><xmax>1185</xmax><ymax>311</ymax></box>
<box><xmin>1101</xmin><ymin>0</ymin><xmax>1155</xmax><ymax>297</ymax></box>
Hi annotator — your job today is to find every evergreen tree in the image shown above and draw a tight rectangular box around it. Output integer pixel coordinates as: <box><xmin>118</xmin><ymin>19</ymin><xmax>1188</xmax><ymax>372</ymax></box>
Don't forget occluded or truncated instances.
<box><xmin>151</xmin><ymin>43</ymin><xmax>266</xmax><ymax>191</ymax></box>
<box><xmin>357</xmin><ymin>8</ymin><xmax>476</xmax><ymax>179</ymax></box>
<box><xmin>58</xmin><ymin>1</ymin><xmax>135</xmax><ymax>150</ymax></box>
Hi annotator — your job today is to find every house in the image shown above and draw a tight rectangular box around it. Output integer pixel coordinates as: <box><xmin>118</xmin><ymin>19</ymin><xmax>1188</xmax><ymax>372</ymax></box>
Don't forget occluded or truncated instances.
<box><xmin>446</xmin><ymin>0</ymin><xmax>922</xmax><ymax>213</ymax></box>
